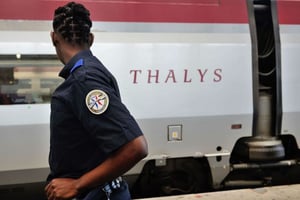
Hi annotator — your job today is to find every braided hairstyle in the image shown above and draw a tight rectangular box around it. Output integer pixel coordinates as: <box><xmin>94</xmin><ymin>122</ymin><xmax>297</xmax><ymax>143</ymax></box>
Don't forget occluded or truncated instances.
<box><xmin>53</xmin><ymin>2</ymin><xmax>92</xmax><ymax>45</ymax></box>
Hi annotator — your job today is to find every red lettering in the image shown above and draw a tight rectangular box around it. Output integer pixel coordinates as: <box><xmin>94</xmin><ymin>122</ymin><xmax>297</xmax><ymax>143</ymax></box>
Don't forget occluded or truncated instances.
<box><xmin>184</xmin><ymin>69</ymin><xmax>192</xmax><ymax>83</ymax></box>
<box><xmin>214</xmin><ymin>68</ymin><xmax>222</xmax><ymax>82</ymax></box>
<box><xmin>148</xmin><ymin>70</ymin><xmax>159</xmax><ymax>83</ymax></box>
<box><xmin>130</xmin><ymin>68</ymin><xmax>222</xmax><ymax>84</ymax></box>
<box><xmin>129</xmin><ymin>69</ymin><xmax>142</xmax><ymax>84</ymax></box>
<box><xmin>164</xmin><ymin>70</ymin><xmax>177</xmax><ymax>83</ymax></box>
<box><xmin>197</xmin><ymin>69</ymin><xmax>208</xmax><ymax>82</ymax></box>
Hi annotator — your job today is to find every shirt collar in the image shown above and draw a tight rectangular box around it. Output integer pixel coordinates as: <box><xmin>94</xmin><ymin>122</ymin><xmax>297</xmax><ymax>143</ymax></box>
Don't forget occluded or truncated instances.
<box><xmin>59</xmin><ymin>50</ymin><xmax>93</xmax><ymax>79</ymax></box>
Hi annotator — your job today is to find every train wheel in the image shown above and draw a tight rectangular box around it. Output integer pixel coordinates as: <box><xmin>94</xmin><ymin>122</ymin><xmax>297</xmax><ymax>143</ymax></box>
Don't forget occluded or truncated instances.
<box><xmin>131</xmin><ymin>157</ymin><xmax>211</xmax><ymax>198</ymax></box>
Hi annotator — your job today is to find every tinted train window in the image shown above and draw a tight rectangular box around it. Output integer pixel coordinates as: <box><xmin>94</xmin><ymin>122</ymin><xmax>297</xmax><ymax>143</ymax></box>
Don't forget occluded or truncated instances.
<box><xmin>0</xmin><ymin>55</ymin><xmax>63</xmax><ymax>105</ymax></box>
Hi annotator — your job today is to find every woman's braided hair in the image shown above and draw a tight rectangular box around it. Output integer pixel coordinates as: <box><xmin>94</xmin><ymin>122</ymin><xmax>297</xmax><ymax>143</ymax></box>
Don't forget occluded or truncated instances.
<box><xmin>53</xmin><ymin>2</ymin><xmax>92</xmax><ymax>45</ymax></box>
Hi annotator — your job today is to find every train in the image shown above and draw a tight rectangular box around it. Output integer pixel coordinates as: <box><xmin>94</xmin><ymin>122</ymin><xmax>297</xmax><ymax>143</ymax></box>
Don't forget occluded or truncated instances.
<box><xmin>1</xmin><ymin>0</ymin><xmax>300</xmax><ymax>199</ymax></box>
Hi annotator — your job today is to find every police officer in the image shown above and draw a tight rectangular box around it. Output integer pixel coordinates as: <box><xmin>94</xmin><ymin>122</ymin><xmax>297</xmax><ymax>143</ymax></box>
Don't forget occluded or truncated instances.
<box><xmin>45</xmin><ymin>2</ymin><xmax>148</xmax><ymax>200</ymax></box>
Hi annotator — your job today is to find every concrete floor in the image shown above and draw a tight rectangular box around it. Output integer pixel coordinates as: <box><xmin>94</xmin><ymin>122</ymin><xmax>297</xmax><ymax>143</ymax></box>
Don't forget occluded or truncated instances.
<box><xmin>137</xmin><ymin>184</ymin><xmax>300</xmax><ymax>200</ymax></box>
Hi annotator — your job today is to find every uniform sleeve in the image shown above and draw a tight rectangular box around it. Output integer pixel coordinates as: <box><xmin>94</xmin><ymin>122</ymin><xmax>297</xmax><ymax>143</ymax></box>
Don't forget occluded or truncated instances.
<box><xmin>70</xmin><ymin>79</ymin><xmax>143</xmax><ymax>155</ymax></box>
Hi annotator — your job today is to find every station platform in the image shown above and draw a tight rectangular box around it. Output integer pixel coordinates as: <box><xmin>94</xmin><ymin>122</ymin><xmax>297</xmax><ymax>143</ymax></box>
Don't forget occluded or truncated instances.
<box><xmin>137</xmin><ymin>184</ymin><xmax>300</xmax><ymax>200</ymax></box>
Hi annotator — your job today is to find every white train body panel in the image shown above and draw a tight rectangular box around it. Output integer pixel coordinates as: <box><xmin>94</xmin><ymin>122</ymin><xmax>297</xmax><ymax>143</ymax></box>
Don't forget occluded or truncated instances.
<box><xmin>0</xmin><ymin>29</ymin><xmax>253</xmax><ymax>176</ymax></box>
<box><xmin>281</xmin><ymin>25</ymin><xmax>300</xmax><ymax>143</ymax></box>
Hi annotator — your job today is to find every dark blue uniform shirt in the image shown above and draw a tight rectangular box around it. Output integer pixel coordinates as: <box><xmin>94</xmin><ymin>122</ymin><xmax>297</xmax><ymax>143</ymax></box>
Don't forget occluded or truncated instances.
<box><xmin>48</xmin><ymin>50</ymin><xmax>143</xmax><ymax>180</ymax></box>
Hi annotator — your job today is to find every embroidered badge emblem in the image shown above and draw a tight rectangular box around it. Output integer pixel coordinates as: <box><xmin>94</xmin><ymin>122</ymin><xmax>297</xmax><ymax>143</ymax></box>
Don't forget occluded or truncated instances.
<box><xmin>86</xmin><ymin>89</ymin><xmax>109</xmax><ymax>115</ymax></box>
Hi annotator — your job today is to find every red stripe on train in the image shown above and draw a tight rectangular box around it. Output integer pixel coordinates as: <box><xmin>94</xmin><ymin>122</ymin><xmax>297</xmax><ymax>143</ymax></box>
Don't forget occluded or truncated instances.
<box><xmin>0</xmin><ymin>0</ymin><xmax>248</xmax><ymax>23</ymax></box>
<box><xmin>1</xmin><ymin>0</ymin><xmax>300</xmax><ymax>24</ymax></box>
<box><xmin>277</xmin><ymin>1</ymin><xmax>300</xmax><ymax>25</ymax></box>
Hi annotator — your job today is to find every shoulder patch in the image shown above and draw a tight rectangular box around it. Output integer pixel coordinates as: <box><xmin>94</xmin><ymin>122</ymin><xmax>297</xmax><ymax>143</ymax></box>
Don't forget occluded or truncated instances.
<box><xmin>85</xmin><ymin>89</ymin><xmax>109</xmax><ymax>115</ymax></box>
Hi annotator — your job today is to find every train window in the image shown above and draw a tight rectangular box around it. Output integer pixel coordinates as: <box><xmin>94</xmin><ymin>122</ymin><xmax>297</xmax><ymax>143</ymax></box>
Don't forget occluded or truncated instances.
<box><xmin>0</xmin><ymin>55</ymin><xmax>63</xmax><ymax>105</ymax></box>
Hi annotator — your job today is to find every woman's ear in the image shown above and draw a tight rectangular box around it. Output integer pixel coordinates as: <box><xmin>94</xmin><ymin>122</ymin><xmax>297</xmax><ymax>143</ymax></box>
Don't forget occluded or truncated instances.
<box><xmin>89</xmin><ymin>33</ymin><xmax>94</xmax><ymax>47</ymax></box>
<box><xmin>50</xmin><ymin>31</ymin><xmax>59</xmax><ymax>47</ymax></box>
